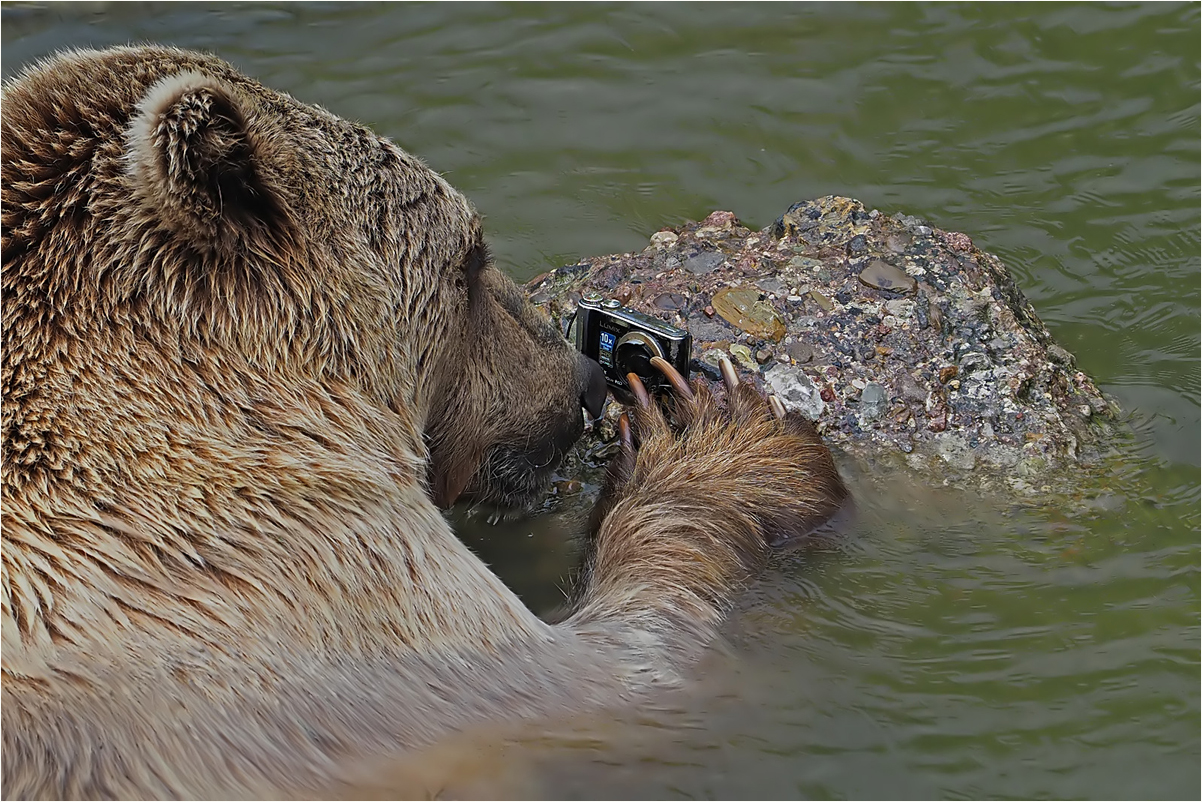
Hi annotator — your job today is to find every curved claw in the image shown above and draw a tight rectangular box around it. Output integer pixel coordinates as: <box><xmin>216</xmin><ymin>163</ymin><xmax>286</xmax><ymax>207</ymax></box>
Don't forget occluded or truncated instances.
<box><xmin>650</xmin><ymin>356</ymin><xmax>695</xmax><ymax>401</ymax></box>
<box><xmin>719</xmin><ymin>355</ymin><xmax>740</xmax><ymax>392</ymax></box>
<box><xmin>768</xmin><ymin>395</ymin><xmax>787</xmax><ymax>420</ymax></box>
<box><xmin>618</xmin><ymin>412</ymin><xmax>634</xmax><ymax>450</ymax></box>
<box><xmin>626</xmin><ymin>372</ymin><xmax>652</xmax><ymax>409</ymax></box>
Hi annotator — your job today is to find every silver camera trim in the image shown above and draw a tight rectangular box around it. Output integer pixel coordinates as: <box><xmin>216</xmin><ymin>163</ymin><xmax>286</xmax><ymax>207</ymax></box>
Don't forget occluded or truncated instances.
<box><xmin>615</xmin><ymin>330</ymin><xmax>666</xmax><ymax>365</ymax></box>
<box><xmin>573</xmin><ymin>293</ymin><xmax>691</xmax><ymax>393</ymax></box>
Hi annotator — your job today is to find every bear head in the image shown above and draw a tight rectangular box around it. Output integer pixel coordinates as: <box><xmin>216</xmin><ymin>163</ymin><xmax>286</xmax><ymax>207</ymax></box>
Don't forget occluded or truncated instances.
<box><xmin>2</xmin><ymin>45</ymin><xmax>606</xmax><ymax>513</ymax></box>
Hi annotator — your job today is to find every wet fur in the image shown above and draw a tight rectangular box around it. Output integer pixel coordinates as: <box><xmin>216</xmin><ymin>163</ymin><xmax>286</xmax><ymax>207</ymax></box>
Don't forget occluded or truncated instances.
<box><xmin>1</xmin><ymin>46</ymin><xmax>847</xmax><ymax>798</ymax></box>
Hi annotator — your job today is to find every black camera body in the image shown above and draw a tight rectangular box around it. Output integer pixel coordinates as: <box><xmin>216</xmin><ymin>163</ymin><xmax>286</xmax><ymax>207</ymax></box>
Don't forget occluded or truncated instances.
<box><xmin>574</xmin><ymin>292</ymin><xmax>692</xmax><ymax>396</ymax></box>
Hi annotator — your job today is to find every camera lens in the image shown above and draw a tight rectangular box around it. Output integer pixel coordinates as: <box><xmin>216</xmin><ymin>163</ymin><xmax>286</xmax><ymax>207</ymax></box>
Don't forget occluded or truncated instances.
<box><xmin>615</xmin><ymin>331</ymin><xmax>665</xmax><ymax>383</ymax></box>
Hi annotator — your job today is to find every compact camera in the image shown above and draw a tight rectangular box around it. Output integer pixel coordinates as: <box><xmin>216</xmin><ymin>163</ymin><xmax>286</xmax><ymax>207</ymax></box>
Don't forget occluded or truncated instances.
<box><xmin>573</xmin><ymin>292</ymin><xmax>692</xmax><ymax>396</ymax></box>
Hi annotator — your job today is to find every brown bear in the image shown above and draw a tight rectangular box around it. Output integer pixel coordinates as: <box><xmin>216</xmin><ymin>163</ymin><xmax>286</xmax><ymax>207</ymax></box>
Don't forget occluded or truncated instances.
<box><xmin>1</xmin><ymin>45</ymin><xmax>848</xmax><ymax>799</ymax></box>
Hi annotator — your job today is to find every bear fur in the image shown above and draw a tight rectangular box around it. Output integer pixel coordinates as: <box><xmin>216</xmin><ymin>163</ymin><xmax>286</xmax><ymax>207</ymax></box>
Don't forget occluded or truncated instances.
<box><xmin>1</xmin><ymin>46</ymin><xmax>847</xmax><ymax>798</ymax></box>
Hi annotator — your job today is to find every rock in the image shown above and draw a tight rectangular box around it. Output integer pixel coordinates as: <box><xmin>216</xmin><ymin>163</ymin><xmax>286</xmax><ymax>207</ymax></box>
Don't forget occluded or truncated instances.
<box><xmin>711</xmin><ymin>287</ymin><xmax>786</xmax><ymax>342</ymax></box>
<box><xmin>860</xmin><ymin>382</ymin><xmax>888</xmax><ymax>421</ymax></box>
<box><xmin>898</xmin><ymin>371</ymin><xmax>928</xmax><ymax>404</ymax></box>
<box><xmin>764</xmin><ymin>365</ymin><xmax>825</xmax><ymax>420</ymax></box>
<box><xmin>940</xmin><ymin>230</ymin><xmax>973</xmax><ymax>252</ymax></box>
<box><xmin>885</xmin><ymin>232</ymin><xmax>911</xmax><ymax>253</ymax></box>
<box><xmin>788</xmin><ymin>255</ymin><xmax>823</xmax><ymax>272</ymax></box>
<box><xmin>808</xmin><ymin>289</ymin><xmax>834</xmax><ymax>311</ymax></box>
<box><xmin>700</xmin><ymin>349</ymin><xmax>727</xmax><ymax>372</ymax></box>
<box><xmin>756</xmin><ymin>277</ymin><xmax>787</xmax><ymax>296</ymax></box>
<box><xmin>935</xmin><ymin>432</ymin><xmax>977</xmax><ymax>471</ymax></box>
<box><xmin>1047</xmin><ymin>343</ymin><xmax>1077</xmax><ymax>369</ymax></box>
<box><xmin>687</xmin><ymin>315</ymin><xmax>732</xmax><ymax>343</ymax></box>
<box><xmin>701</xmin><ymin>210</ymin><xmax>737</xmax><ymax>229</ymax></box>
<box><xmin>858</xmin><ymin>259</ymin><xmax>917</xmax><ymax>294</ymax></box>
<box><xmin>685</xmin><ymin>251</ymin><xmax>725</xmax><ymax>275</ymax></box>
<box><xmin>653</xmin><ymin>292</ymin><xmax>687</xmax><ymax>311</ymax></box>
<box><xmin>786</xmin><ymin>341</ymin><xmax>814</xmax><ymax>364</ymax></box>
<box><xmin>885</xmin><ymin>298</ymin><xmax>914</xmax><ymax>320</ymax></box>
<box><xmin>650</xmin><ymin>230</ymin><xmax>678</xmax><ymax>248</ymax></box>
<box><xmin>958</xmin><ymin>351</ymin><xmax>991</xmax><ymax>375</ymax></box>
<box><xmin>729</xmin><ymin>343</ymin><xmax>757</xmax><ymax>371</ymax></box>
<box><xmin>529</xmin><ymin>195</ymin><xmax>1126</xmax><ymax>503</ymax></box>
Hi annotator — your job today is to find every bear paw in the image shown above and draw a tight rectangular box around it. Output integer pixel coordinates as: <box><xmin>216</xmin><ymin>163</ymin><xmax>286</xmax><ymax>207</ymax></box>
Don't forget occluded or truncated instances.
<box><xmin>591</xmin><ymin>355</ymin><xmax>849</xmax><ymax>550</ymax></box>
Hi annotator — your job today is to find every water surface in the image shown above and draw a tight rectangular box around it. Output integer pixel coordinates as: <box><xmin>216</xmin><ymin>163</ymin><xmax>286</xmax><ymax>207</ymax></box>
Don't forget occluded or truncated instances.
<box><xmin>3</xmin><ymin>3</ymin><xmax>1198</xmax><ymax>798</ymax></box>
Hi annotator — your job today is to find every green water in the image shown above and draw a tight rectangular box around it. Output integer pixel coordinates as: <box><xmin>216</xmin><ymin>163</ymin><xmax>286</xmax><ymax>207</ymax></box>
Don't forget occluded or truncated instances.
<box><xmin>3</xmin><ymin>3</ymin><xmax>1198</xmax><ymax>799</ymax></box>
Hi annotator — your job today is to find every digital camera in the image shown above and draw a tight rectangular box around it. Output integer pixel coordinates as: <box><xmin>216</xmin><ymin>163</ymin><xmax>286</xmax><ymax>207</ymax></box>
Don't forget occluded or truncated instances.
<box><xmin>573</xmin><ymin>292</ymin><xmax>692</xmax><ymax>396</ymax></box>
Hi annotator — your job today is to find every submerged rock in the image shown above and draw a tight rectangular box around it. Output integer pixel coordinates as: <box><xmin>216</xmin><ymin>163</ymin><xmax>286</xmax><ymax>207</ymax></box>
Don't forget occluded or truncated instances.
<box><xmin>529</xmin><ymin>196</ymin><xmax>1126</xmax><ymax>500</ymax></box>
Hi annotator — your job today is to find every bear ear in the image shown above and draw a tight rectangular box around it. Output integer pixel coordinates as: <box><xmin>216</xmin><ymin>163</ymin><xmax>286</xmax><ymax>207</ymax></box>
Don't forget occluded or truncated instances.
<box><xmin>127</xmin><ymin>70</ymin><xmax>290</xmax><ymax>249</ymax></box>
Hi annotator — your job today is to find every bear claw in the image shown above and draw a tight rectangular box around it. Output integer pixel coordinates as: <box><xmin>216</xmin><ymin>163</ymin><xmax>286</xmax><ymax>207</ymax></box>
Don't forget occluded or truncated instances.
<box><xmin>718</xmin><ymin>355</ymin><xmax>739</xmax><ymax>391</ymax></box>
<box><xmin>617</xmin><ymin>412</ymin><xmax>634</xmax><ymax>450</ymax></box>
<box><xmin>768</xmin><ymin>395</ymin><xmax>787</xmax><ymax>420</ymax></box>
<box><xmin>649</xmin><ymin>356</ymin><xmax>694</xmax><ymax>400</ymax></box>
<box><xmin>626</xmin><ymin>372</ymin><xmax>652</xmax><ymax>409</ymax></box>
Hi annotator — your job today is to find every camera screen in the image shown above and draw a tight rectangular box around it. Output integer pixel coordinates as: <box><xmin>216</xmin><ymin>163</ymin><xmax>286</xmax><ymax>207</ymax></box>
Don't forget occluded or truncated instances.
<box><xmin>598</xmin><ymin>330</ymin><xmax>617</xmax><ymax>369</ymax></box>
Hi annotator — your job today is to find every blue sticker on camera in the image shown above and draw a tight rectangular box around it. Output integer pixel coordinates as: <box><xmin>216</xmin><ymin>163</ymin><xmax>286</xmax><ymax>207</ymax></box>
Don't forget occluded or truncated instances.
<box><xmin>599</xmin><ymin>330</ymin><xmax>616</xmax><ymax>367</ymax></box>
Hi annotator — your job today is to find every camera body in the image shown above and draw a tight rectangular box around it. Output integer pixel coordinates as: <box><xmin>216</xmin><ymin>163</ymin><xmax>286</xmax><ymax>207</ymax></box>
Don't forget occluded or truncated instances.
<box><xmin>574</xmin><ymin>292</ymin><xmax>692</xmax><ymax>396</ymax></box>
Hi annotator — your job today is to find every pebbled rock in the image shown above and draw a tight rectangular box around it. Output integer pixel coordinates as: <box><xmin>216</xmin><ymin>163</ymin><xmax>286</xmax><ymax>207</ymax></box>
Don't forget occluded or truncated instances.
<box><xmin>528</xmin><ymin>196</ymin><xmax>1127</xmax><ymax>502</ymax></box>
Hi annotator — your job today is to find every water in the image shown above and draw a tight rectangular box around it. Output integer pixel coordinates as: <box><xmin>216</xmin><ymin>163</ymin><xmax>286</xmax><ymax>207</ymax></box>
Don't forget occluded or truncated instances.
<box><xmin>3</xmin><ymin>3</ymin><xmax>1198</xmax><ymax>798</ymax></box>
